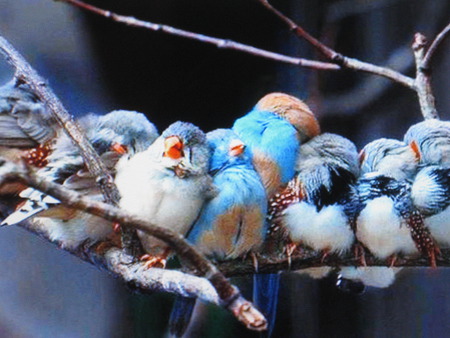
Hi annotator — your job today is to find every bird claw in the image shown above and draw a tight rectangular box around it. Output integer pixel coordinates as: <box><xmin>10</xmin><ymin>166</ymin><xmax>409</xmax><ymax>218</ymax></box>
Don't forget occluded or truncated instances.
<box><xmin>321</xmin><ymin>249</ymin><xmax>330</xmax><ymax>263</ymax></box>
<box><xmin>250</xmin><ymin>252</ymin><xmax>259</xmax><ymax>273</ymax></box>
<box><xmin>285</xmin><ymin>242</ymin><xmax>297</xmax><ymax>269</ymax></box>
<box><xmin>354</xmin><ymin>244</ymin><xmax>367</xmax><ymax>266</ymax></box>
<box><xmin>388</xmin><ymin>255</ymin><xmax>397</xmax><ymax>268</ymax></box>
<box><xmin>140</xmin><ymin>254</ymin><xmax>167</xmax><ymax>269</ymax></box>
<box><xmin>113</xmin><ymin>222</ymin><xmax>121</xmax><ymax>233</ymax></box>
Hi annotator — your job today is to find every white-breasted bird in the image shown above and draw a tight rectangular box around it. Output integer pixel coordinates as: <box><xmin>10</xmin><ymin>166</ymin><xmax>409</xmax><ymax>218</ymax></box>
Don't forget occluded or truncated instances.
<box><xmin>115</xmin><ymin>121</ymin><xmax>215</xmax><ymax>268</ymax></box>
<box><xmin>355</xmin><ymin>138</ymin><xmax>438</xmax><ymax>267</ymax></box>
<box><xmin>268</xmin><ymin>133</ymin><xmax>360</xmax><ymax>260</ymax></box>
<box><xmin>406</xmin><ymin>120</ymin><xmax>450</xmax><ymax>248</ymax></box>
<box><xmin>2</xmin><ymin>110</ymin><xmax>158</xmax><ymax>249</ymax></box>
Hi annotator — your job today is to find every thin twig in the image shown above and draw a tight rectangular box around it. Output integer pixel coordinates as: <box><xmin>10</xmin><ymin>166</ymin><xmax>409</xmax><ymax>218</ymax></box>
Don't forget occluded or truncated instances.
<box><xmin>0</xmin><ymin>160</ymin><xmax>267</xmax><ymax>332</ymax></box>
<box><xmin>257</xmin><ymin>0</ymin><xmax>416</xmax><ymax>89</ymax></box>
<box><xmin>56</xmin><ymin>0</ymin><xmax>339</xmax><ymax>71</ymax></box>
<box><xmin>423</xmin><ymin>22</ymin><xmax>450</xmax><ymax>70</ymax></box>
<box><xmin>412</xmin><ymin>33</ymin><xmax>439</xmax><ymax>120</ymax></box>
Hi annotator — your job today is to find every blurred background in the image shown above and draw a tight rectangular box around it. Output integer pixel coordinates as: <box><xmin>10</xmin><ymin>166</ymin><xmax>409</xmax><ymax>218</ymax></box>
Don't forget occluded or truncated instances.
<box><xmin>0</xmin><ymin>0</ymin><xmax>449</xmax><ymax>337</ymax></box>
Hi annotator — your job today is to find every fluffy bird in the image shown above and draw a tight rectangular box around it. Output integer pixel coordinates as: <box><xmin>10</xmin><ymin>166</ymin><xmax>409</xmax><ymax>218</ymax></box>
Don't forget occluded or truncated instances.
<box><xmin>169</xmin><ymin>129</ymin><xmax>267</xmax><ymax>337</ymax></box>
<box><xmin>232</xmin><ymin>92</ymin><xmax>320</xmax><ymax>198</ymax></box>
<box><xmin>355</xmin><ymin>138</ymin><xmax>438</xmax><ymax>267</ymax></box>
<box><xmin>0</xmin><ymin>80</ymin><xmax>57</xmax><ymax>206</ymax></box>
<box><xmin>268</xmin><ymin>133</ymin><xmax>360</xmax><ymax>260</ymax></box>
<box><xmin>405</xmin><ymin>120</ymin><xmax>450</xmax><ymax>248</ymax></box>
<box><xmin>115</xmin><ymin>121</ymin><xmax>215</xmax><ymax>268</ymax></box>
<box><xmin>2</xmin><ymin>110</ymin><xmax>158</xmax><ymax>249</ymax></box>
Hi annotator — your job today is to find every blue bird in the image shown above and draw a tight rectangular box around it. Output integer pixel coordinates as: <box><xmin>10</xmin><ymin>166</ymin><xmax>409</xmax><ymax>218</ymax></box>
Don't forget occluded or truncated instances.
<box><xmin>233</xmin><ymin>93</ymin><xmax>320</xmax><ymax>336</ymax></box>
<box><xmin>169</xmin><ymin>128</ymin><xmax>268</xmax><ymax>337</ymax></box>
<box><xmin>232</xmin><ymin>92</ymin><xmax>320</xmax><ymax>198</ymax></box>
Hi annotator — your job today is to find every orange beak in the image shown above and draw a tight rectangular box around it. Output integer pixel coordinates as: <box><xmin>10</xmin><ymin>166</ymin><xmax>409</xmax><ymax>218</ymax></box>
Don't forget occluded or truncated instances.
<box><xmin>358</xmin><ymin>149</ymin><xmax>366</xmax><ymax>166</ymax></box>
<box><xmin>111</xmin><ymin>143</ymin><xmax>128</xmax><ymax>155</ymax></box>
<box><xmin>409</xmin><ymin>140</ymin><xmax>421</xmax><ymax>161</ymax></box>
<box><xmin>164</xmin><ymin>136</ymin><xmax>183</xmax><ymax>159</ymax></box>
<box><xmin>229</xmin><ymin>140</ymin><xmax>245</xmax><ymax>157</ymax></box>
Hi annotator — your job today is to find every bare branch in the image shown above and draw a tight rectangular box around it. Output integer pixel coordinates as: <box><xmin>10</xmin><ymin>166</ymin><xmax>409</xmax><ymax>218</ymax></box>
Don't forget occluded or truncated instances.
<box><xmin>0</xmin><ymin>159</ymin><xmax>267</xmax><ymax>332</ymax></box>
<box><xmin>412</xmin><ymin>33</ymin><xmax>439</xmax><ymax>120</ymax></box>
<box><xmin>218</xmin><ymin>248</ymin><xmax>450</xmax><ymax>277</ymax></box>
<box><xmin>56</xmin><ymin>0</ymin><xmax>339</xmax><ymax>71</ymax></box>
<box><xmin>423</xmin><ymin>22</ymin><xmax>450</xmax><ymax>70</ymax></box>
<box><xmin>257</xmin><ymin>0</ymin><xmax>416</xmax><ymax>89</ymax></box>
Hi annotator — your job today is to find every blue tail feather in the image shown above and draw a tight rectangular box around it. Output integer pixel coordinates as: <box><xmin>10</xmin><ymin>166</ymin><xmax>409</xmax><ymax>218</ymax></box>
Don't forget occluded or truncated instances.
<box><xmin>168</xmin><ymin>296</ymin><xmax>196</xmax><ymax>337</ymax></box>
<box><xmin>253</xmin><ymin>273</ymin><xmax>280</xmax><ymax>337</ymax></box>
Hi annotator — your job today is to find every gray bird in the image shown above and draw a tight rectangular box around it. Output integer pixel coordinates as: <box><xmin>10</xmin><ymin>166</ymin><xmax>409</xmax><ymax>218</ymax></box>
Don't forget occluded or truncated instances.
<box><xmin>268</xmin><ymin>133</ymin><xmax>360</xmax><ymax>260</ymax></box>
<box><xmin>2</xmin><ymin>110</ymin><xmax>158</xmax><ymax>249</ymax></box>
<box><xmin>0</xmin><ymin>80</ymin><xmax>57</xmax><ymax>202</ymax></box>
<box><xmin>355</xmin><ymin>138</ymin><xmax>438</xmax><ymax>267</ymax></box>
<box><xmin>406</xmin><ymin>120</ymin><xmax>450</xmax><ymax>248</ymax></box>
<box><xmin>115</xmin><ymin>121</ymin><xmax>215</xmax><ymax>268</ymax></box>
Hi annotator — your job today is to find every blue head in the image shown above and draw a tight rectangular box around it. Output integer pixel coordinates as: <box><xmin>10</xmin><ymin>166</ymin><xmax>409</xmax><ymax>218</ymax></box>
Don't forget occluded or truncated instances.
<box><xmin>207</xmin><ymin>129</ymin><xmax>253</xmax><ymax>175</ymax></box>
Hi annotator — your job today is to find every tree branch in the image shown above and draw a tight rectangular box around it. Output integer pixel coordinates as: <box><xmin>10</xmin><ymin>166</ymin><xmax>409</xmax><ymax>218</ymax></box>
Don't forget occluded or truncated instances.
<box><xmin>423</xmin><ymin>22</ymin><xmax>450</xmax><ymax>70</ymax></box>
<box><xmin>0</xmin><ymin>159</ymin><xmax>267</xmax><ymax>332</ymax></box>
<box><xmin>412</xmin><ymin>33</ymin><xmax>439</xmax><ymax>120</ymax></box>
<box><xmin>256</xmin><ymin>0</ymin><xmax>416</xmax><ymax>89</ymax></box>
<box><xmin>55</xmin><ymin>0</ymin><xmax>339</xmax><ymax>71</ymax></box>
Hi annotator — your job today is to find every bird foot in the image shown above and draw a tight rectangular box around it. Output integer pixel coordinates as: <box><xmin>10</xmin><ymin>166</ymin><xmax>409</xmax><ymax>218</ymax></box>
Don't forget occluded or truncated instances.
<box><xmin>112</xmin><ymin>222</ymin><xmax>121</xmax><ymax>233</ymax></box>
<box><xmin>250</xmin><ymin>252</ymin><xmax>259</xmax><ymax>273</ymax></box>
<box><xmin>428</xmin><ymin>246</ymin><xmax>441</xmax><ymax>269</ymax></box>
<box><xmin>321</xmin><ymin>249</ymin><xmax>330</xmax><ymax>263</ymax></box>
<box><xmin>140</xmin><ymin>254</ymin><xmax>167</xmax><ymax>269</ymax></box>
<box><xmin>388</xmin><ymin>255</ymin><xmax>397</xmax><ymax>267</ymax></box>
<box><xmin>354</xmin><ymin>244</ymin><xmax>367</xmax><ymax>266</ymax></box>
<box><xmin>285</xmin><ymin>242</ymin><xmax>297</xmax><ymax>269</ymax></box>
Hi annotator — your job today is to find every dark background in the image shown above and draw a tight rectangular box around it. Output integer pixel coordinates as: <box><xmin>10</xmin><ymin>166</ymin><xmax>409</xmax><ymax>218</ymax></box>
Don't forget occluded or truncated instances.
<box><xmin>1</xmin><ymin>0</ymin><xmax>449</xmax><ymax>337</ymax></box>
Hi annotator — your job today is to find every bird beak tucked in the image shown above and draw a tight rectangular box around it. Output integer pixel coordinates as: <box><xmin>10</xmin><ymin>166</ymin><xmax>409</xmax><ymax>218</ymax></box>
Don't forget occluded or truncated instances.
<box><xmin>164</xmin><ymin>136</ymin><xmax>184</xmax><ymax>159</ymax></box>
<box><xmin>111</xmin><ymin>143</ymin><xmax>128</xmax><ymax>155</ymax></box>
<box><xmin>358</xmin><ymin>149</ymin><xmax>366</xmax><ymax>166</ymax></box>
<box><xmin>229</xmin><ymin>140</ymin><xmax>245</xmax><ymax>157</ymax></box>
<box><xmin>409</xmin><ymin>140</ymin><xmax>421</xmax><ymax>161</ymax></box>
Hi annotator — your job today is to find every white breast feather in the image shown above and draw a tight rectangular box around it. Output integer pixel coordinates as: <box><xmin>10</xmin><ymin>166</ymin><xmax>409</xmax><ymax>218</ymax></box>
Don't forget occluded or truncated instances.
<box><xmin>284</xmin><ymin>202</ymin><xmax>354</xmax><ymax>254</ymax></box>
<box><xmin>356</xmin><ymin>196</ymin><xmax>417</xmax><ymax>259</ymax></box>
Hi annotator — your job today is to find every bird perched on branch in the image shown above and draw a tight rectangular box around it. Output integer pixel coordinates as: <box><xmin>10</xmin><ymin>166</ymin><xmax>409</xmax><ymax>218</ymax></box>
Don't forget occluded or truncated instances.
<box><xmin>355</xmin><ymin>138</ymin><xmax>438</xmax><ymax>267</ymax></box>
<box><xmin>2</xmin><ymin>110</ymin><xmax>158</xmax><ymax>249</ymax></box>
<box><xmin>232</xmin><ymin>92</ymin><xmax>320</xmax><ymax>198</ymax></box>
<box><xmin>169</xmin><ymin>128</ymin><xmax>267</xmax><ymax>337</ymax></box>
<box><xmin>233</xmin><ymin>92</ymin><xmax>319</xmax><ymax>336</ymax></box>
<box><xmin>115</xmin><ymin>121</ymin><xmax>215</xmax><ymax>268</ymax></box>
<box><xmin>268</xmin><ymin>133</ymin><xmax>359</xmax><ymax>261</ymax></box>
<box><xmin>0</xmin><ymin>80</ymin><xmax>57</xmax><ymax>206</ymax></box>
<box><xmin>405</xmin><ymin>120</ymin><xmax>450</xmax><ymax>248</ymax></box>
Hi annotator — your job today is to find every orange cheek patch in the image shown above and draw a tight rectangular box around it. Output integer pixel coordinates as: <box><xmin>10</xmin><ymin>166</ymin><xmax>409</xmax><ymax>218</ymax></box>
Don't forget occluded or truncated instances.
<box><xmin>409</xmin><ymin>140</ymin><xmax>421</xmax><ymax>161</ymax></box>
<box><xmin>164</xmin><ymin>136</ymin><xmax>183</xmax><ymax>159</ymax></box>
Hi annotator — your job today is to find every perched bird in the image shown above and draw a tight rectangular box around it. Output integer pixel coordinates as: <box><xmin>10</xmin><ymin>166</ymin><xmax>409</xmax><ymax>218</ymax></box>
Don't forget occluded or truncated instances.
<box><xmin>115</xmin><ymin>121</ymin><xmax>215</xmax><ymax>268</ymax></box>
<box><xmin>404</xmin><ymin>119</ymin><xmax>450</xmax><ymax>166</ymax></box>
<box><xmin>2</xmin><ymin>110</ymin><xmax>158</xmax><ymax>249</ymax></box>
<box><xmin>268</xmin><ymin>133</ymin><xmax>360</xmax><ymax>260</ymax></box>
<box><xmin>169</xmin><ymin>129</ymin><xmax>267</xmax><ymax>337</ymax></box>
<box><xmin>0</xmin><ymin>80</ymin><xmax>57</xmax><ymax>205</ymax></box>
<box><xmin>405</xmin><ymin>120</ymin><xmax>450</xmax><ymax>248</ymax></box>
<box><xmin>355</xmin><ymin>138</ymin><xmax>438</xmax><ymax>267</ymax></box>
<box><xmin>233</xmin><ymin>92</ymin><xmax>319</xmax><ymax>336</ymax></box>
<box><xmin>232</xmin><ymin>92</ymin><xmax>320</xmax><ymax>198</ymax></box>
